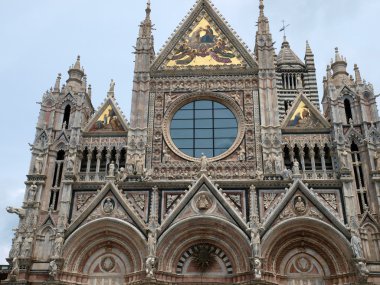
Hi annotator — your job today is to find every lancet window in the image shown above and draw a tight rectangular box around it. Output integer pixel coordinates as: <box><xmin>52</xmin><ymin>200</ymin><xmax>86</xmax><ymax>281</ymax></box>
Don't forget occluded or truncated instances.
<box><xmin>50</xmin><ymin>150</ymin><xmax>65</xmax><ymax>210</ymax></box>
<box><xmin>351</xmin><ymin>142</ymin><xmax>368</xmax><ymax>213</ymax></box>
<box><xmin>63</xmin><ymin>105</ymin><xmax>71</xmax><ymax>129</ymax></box>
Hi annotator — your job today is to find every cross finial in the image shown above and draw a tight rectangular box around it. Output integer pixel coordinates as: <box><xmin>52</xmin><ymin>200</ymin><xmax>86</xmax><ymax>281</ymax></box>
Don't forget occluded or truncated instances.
<box><xmin>279</xmin><ymin>20</ymin><xmax>290</xmax><ymax>40</ymax></box>
<box><xmin>259</xmin><ymin>0</ymin><xmax>264</xmax><ymax>16</ymax></box>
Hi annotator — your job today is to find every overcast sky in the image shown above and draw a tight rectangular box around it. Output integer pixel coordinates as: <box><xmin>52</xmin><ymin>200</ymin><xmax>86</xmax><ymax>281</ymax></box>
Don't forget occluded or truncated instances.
<box><xmin>0</xmin><ymin>0</ymin><xmax>379</xmax><ymax>264</ymax></box>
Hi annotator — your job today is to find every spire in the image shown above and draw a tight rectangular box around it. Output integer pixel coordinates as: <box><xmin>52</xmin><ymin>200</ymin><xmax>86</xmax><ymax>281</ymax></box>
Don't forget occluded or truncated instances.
<box><xmin>53</xmin><ymin>73</ymin><xmax>61</xmax><ymax>93</ymax></box>
<box><xmin>354</xmin><ymin>64</ymin><xmax>363</xmax><ymax>85</ymax></box>
<box><xmin>139</xmin><ymin>0</ymin><xmax>153</xmax><ymax>38</ymax></box>
<box><xmin>259</xmin><ymin>0</ymin><xmax>264</xmax><ymax>17</ymax></box>
<box><xmin>257</xmin><ymin>0</ymin><xmax>270</xmax><ymax>35</ymax></box>
<box><xmin>305</xmin><ymin>41</ymin><xmax>313</xmax><ymax>55</ymax></box>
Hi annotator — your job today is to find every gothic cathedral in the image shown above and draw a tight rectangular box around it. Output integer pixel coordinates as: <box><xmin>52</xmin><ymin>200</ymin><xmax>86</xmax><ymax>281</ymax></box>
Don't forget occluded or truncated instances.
<box><xmin>4</xmin><ymin>1</ymin><xmax>380</xmax><ymax>285</ymax></box>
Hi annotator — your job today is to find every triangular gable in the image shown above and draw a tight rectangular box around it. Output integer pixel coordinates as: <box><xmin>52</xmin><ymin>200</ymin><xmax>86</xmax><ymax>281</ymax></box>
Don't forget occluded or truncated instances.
<box><xmin>55</xmin><ymin>130</ymin><xmax>70</xmax><ymax>144</ymax></box>
<box><xmin>282</xmin><ymin>92</ymin><xmax>331</xmax><ymax>132</ymax></box>
<box><xmin>159</xmin><ymin>175</ymin><xmax>247</xmax><ymax>235</ymax></box>
<box><xmin>359</xmin><ymin>210</ymin><xmax>380</xmax><ymax>231</ymax></box>
<box><xmin>84</xmin><ymin>97</ymin><xmax>128</xmax><ymax>134</ymax></box>
<box><xmin>262</xmin><ymin>179</ymin><xmax>350</xmax><ymax>238</ymax></box>
<box><xmin>151</xmin><ymin>0</ymin><xmax>257</xmax><ymax>72</ymax></box>
<box><xmin>66</xmin><ymin>182</ymin><xmax>146</xmax><ymax>237</ymax></box>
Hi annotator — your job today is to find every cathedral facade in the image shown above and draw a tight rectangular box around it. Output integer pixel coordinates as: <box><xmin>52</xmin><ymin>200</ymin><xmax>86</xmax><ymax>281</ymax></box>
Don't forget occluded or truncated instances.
<box><xmin>3</xmin><ymin>1</ymin><xmax>380</xmax><ymax>284</ymax></box>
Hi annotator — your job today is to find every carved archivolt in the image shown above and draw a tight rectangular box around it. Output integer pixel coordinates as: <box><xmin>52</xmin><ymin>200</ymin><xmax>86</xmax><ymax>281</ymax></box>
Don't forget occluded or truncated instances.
<box><xmin>162</xmin><ymin>92</ymin><xmax>246</xmax><ymax>162</ymax></box>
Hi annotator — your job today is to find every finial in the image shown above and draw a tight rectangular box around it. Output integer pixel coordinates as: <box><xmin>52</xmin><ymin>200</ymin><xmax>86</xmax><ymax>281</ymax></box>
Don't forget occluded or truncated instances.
<box><xmin>354</xmin><ymin>64</ymin><xmax>363</xmax><ymax>85</ymax></box>
<box><xmin>259</xmin><ymin>0</ymin><xmax>264</xmax><ymax>16</ymax></box>
<box><xmin>108</xmin><ymin>79</ymin><xmax>115</xmax><ymax>98</ymax></box>
<box><xmin>335</xmin><ymin>47</ymin><xmax>342</xmax><ymax>62</ymax></box>
<box><xmin>145</xmin><ymin>0</ymin><xmax>151</xmax><ymax>18</ymax></box>
<box><xmin>73</xmin><ymin>55</ymin><xmax>81</xmax><ymax>69</ymax></box>
<box><xmin>280</xmin><ymin>20</ymin><xmax>290</xmax><ymax>39</ymax></box>
<box><xmin>54</xmin><ymin>73</ymin><xmax>61</xmax><ymax>92</ymax></box>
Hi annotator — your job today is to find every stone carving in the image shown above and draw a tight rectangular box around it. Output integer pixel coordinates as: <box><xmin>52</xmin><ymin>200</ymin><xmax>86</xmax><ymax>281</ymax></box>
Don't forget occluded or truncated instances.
<box><xmin>145</xmin><ymin>256</ymin><xmax>157</xmax><ymax>278</ymax></box>
<box><xmin>131</xmin><ymin>194</ymin><xmax>146</xmax><ymax>211</ymax></box>
<box><xmin>282</xmin><ymin>168</ymin><xmax>293</xmax><ymax>180</ymax></box>
<box><xmin>228</xmin><ymin>194</ymin><xmax>242</xmax><ymax>208</ymax></box>
<box><xmin>101</xmin><ymin>256</ymin><xmax>116</xmax><ymax>272</ymax></box>
<box><xmin>21</xmin><ymin>233</ymin><xmax>33</xmax><ymax>258</ymax></box>
<box><xmin>238</xmin><ymin>147</ymin><xmax>245</xmax><ymax>161</ymax></box>
<box><xmin>77</xmin><ymin>193</ymin><xmax>96</xmax><ymax>211</ymax></box>
<box><xmin>264</xmin><ymin>155</ymin><xmax>274</xmax><ymax>174</ymax></box>
<box><xmin>28</xmin><ymin>183</ymin><xmax>38</xmax><ymax>203</ymax></box>
<box><xmin>166</xmin><ymin>194</ymin><xmax>180</xmax><ymax>210</ymax></box>
<box><xmin>103</xmin><ymin>197</ymin><xmax>115</xmax><ymax>214</ymax></box>
<box><xmin>375</xmin><ymin>150</ymin><xmax>380</xmax><ymax>171</ymax></box>
<box><xmin>320</xmin><ymin>194</ymin><xmax>337</xmax><ymax>210</ymax></box>
<box><xmin>34</xmin><ymin>154</ymin><xmax>44</xmax><ymax>174</ymax></box>
<box><xmin>255</xmin><ymin>167</ymin><xmax>264</xmax><ymax>180</ymax></box>
<box><xmin>135</xmin><ymin>155</ymin><xmax>144</xmax><ymax>175</ymax></box>
<box><xmin>196</xmin><ymin>193</ymin><xmax>211</xmax><ymax>210</ymax></box>
<box><xmin>53</xmin><ymin>233</ymin><xmax>64</xmax><ymax>258</ymax></box>
<box><xmin>252</xmin><ymin>258</ymin><xmax>262</xmax><ymax>279</ymax></box>
<box><xmin>142</xmin><ymin>168</ymin><xmax>153</xmax><ymax>181</ymax></box>
<box><xmin>162</xmin><ymin>149</ymin><xmax>171</xmax><ymax>163</ymax></box>
<box><xmin>108</xmin><ymin>161</ymin><xmax>115</xmax><ymax>177</ymax></box>
<box><xmin>6</xmin><ymin>207</ymin><xmax>26</xmax><ymax>218</ymax></box>
<box><xmin>351</xmin><ymin>231</ymin><xmax>364</xmax><ymax>259</ymax></box>
<box><xmin>356</xmin><ymin>261</ymin><xmax>369</xmax><ymax>277</ymax></box>
<box><xmin>294</xmin><ymin>196</ymin><xmax>307</xmax><ymax>214</ymax></box>
<box><xmin>263</xmin><ymin>193</ymin><xmax>277</xmax><ymax>210</ymax></box>
<box><xmin>49</xmin><ymin>260</ymin><xmax>58</xmax><ymax>280</ymax></box>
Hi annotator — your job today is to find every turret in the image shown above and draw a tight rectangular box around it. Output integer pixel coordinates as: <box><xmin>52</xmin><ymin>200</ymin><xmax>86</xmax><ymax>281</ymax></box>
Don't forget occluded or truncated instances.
<box><xmin>66</xmin><ymin>56</ymin><xmax>85</xmax><ymax>92</ymax></box>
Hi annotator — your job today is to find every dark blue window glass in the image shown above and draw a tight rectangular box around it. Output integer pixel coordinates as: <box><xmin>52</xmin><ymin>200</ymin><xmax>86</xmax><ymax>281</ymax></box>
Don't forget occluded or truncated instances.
<box><xmin>170</xmin><ymin>100</ymin><xmax>238</xmax><ymax>158</ymax></box>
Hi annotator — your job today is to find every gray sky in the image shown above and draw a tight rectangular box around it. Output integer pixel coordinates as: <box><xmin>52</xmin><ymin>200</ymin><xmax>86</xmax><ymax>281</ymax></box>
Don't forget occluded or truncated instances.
<box><xmin>0</xmin><ymin>0</ymin><xmax>379</xmax><ymax>263</ymax></box>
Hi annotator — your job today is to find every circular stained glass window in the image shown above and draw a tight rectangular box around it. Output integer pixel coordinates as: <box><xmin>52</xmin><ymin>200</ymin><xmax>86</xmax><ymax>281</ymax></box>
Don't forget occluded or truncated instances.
<box><xmin>170</xmin><ymin>100</ymin><xmax>238</xmax><ymax>158</ymax></box>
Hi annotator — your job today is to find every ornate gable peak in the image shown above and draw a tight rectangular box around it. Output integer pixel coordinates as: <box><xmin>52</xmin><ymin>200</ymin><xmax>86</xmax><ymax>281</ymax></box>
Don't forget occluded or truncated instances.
<box><xmin>281</xmin><ymin>92</ymin><xmax>331</xmax><ymax>132</ymax></box>
<box><xmin>262</xmin><ymin>179</ymin><xmax>350</xmax><ymax>238</ymax></box>
<box><xmin>83</xmin><ymin>95</ymin><xmax>129</xmax><ymax>134</ymax></box>
<box><xmin>66</xmin><ymin>182</ymin><xmax>146</xmax><ymax>238</ymax></box>
<box><xmin>151</xmin><ymin>0</ymin><xmax>257</xmax><ymax>72</ymax></box>
<box><xmin>159</xmin><ymin>175</ymin><xmax>247</xmax><ymax>234</ymax></box>
<box><xmin>359</xmin><ymin>210</ymin><xmax>379</xmax><ymax>230</ymax></box>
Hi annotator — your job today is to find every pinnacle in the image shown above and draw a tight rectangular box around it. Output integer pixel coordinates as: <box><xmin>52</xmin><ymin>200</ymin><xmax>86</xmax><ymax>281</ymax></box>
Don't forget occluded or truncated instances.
<box><xmin>73</xmin><ymin>55</ymin><xmax>81</xmax><ymax>69</ymax></box>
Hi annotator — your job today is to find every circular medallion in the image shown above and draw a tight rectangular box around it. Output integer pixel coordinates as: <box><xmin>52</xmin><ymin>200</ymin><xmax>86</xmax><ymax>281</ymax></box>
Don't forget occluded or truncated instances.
<box><xmin>101</xmin><ymin>256</ymin><xmax>115</xmax><ymax>272</ymax></box>
<box><xmin>102</xmin><ymin>197</ymin><xmax>115</xmax><ymax>214</ymax></box>
<box><xmin>293</xmin><ymin>196</ymin><xmax>307</xmax><ymax>214</ymax></box>
<box><xmin>295</xmin><ymin>257</ymin><xmax>311</xmax><ymax>273</ymax></box>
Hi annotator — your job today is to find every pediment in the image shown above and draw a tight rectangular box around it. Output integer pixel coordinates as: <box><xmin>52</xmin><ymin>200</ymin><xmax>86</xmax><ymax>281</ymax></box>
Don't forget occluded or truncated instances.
<box><xmin>66</xmin><ymin>182</ymin><xmax>146</xmax><ymax>238</ymax></box>
<box><xmin>151</xmin><ymin>0</ymin><xmax>257</xmax><ymax>73</ymax></box>
<box><xmin>83</xmin><ymin>97</ymin><xmax>129</xmax><ymax>135</ymax></box>
<box><xmin>159</xmin><ymin>175</ymin><xmax>247</xmax><ymax>235</ymax></box>
<box><xmin>262</xmin><ymin>179</ymin><xmax>350</xmax><ymax>238</ymax></box>
<box><xmin>282</xmin><ymin>92</ymin><xmax>330</xmax><ymax>132</ymax></box>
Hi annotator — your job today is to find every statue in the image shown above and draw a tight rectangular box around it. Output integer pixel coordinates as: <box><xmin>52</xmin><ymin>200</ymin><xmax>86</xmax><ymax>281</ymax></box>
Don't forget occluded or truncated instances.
<box><xmin>356</xmin><ymin>261</ymin><xmax>369</xmax><ymax>277</ymax></box>
<box><xmin>53</xmin><ymin>233</ymin><xmax>64</xmax><ymax>258</ymax></box>
<box><xmin>292</xmin><ymin>159</ymin><xmax>300</xmax><ymax>175</ymax></box>
<box><xmin>28</xmin><ymin>183</ymin><xmax>38</xmax><ymax>203</ymax></box>
<box><xmin>108</xmin><ymin>161</ymin><xmax>115</xmax><ymax>177</ymax></box>
<box><xmin>264</xmin><ymin>155</ymin><xmax>274</xmax><ymax>174</ymax></box>
<box><xmin>145</xmin><ymin>256</ymin><xmax>156</xmax><ymax>278</ymax></box>
<box><xmin>49</xmin><ymin>260</ymin><xmax>58</xmax><ymax>280</ymax></box>
<box><xmin>10</xmin><ymin>257</ymin><xmax>19</xmax><ymax>278</ymax></box>
<box><xmin>6</xmin><ymin>207</ymin><xmax>26</xmax><ymax>218</ymax></box>
<box><xmin>10</xmin><ymin>233</ymin><xmax>23</xmax><ymax>258</ymax></box>
<box><xmin>296</xmin><ymin>74</ymin><xmax>303</xmax><ymax>90</ymax></box>
<box><xmin>294</xmin><ymin>196</ymin><xmax>306</xmax><ymax>213</ymax></box>
<box><xmin>135</xmin><ymin>155</ymin><xmax>144</xmax><ymax>175</ymax></box>
<box><xmin>200</xmin><ymin>154</ymin><xmax>208</xmax><ymax>172</ymax></box>
<box><xmin>255</xmin><ymin>168</ymin><xmax>264</xmax><ymax>180</ymax></box>
<box><xmin>250</xmin><ymin>227</ymin><xmax>261</xmax><ymax>257</ymax></box>
<box><xmin>340</xmin><ymin>150</ymin><xmax>348</xmax><ymax>169</ymax></box>
<box><xmin>282</xmin><ymin>168</ymin><xmax>293</xmax><ymax>180</ymax></box>
<box><xmin>196</xmin><ymin>193</ymin><xmax>211</xmax><ymax>210</ymax></box>
<box><xmin>116</xmin><ymin>167</ymin><xmax>127</xmax><ymax>182</ymax></box>
<box><xmin>34</xmin><ymin>154</ymin><xmax>44</xmax><ymax>174</ymax></box>
<box><xmin>375</xmin><ymin>150</ymin><xmax>380</xmax><ymax>171</ymax></box>
<box><xmin>162</xmin><ymin>149</ymin><xmax>170</xmax><ymax>163</ymax></box>
<box><xmin>351</xmin><ymin>231</ymin><xmax>364</xmax><ymax>259</ymax></box>
<box><xmin>66</xmin><ymin>154</ymin><xmax>75</xmax><ymax>172</ymax></box>
<box><xmin>21</xmin><ymin>234</ymin><xmax>33</xmax><ymax>258</ymax></box>
<box><xmin>142</xmin><ymin>168</ymin><xmax>153</xmax><ymax>181</ymax></box>
<box><xmin>147</xmin><ymin>230</ymin><xmax>157</xmax><ymax>257</ymax></box>
<box><xmin>274</xmin><ymin>154</ymin><xmax>283</xmax><ymax>174</ymax></box>
<box><xmin>238</xmin><ymin>147</ymin><xmax>246</xmax><ymax>162</ymax></box>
